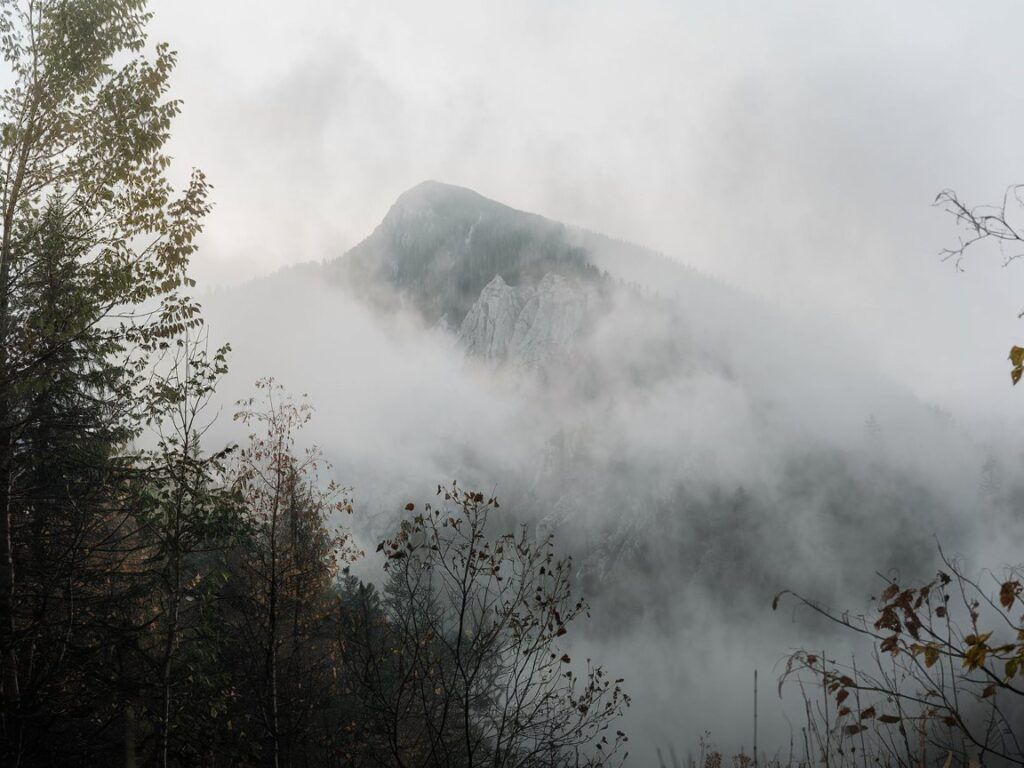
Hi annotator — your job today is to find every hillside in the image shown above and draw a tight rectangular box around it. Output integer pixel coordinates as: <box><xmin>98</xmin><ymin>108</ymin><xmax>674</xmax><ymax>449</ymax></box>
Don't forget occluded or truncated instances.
<box><xmin>209</xmin><ymin>182</ymin><xmax>999</xmax><ymax>599</ymax></box>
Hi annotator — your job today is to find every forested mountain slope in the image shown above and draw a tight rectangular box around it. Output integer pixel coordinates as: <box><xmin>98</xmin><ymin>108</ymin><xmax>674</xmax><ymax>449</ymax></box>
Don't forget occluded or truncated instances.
<box><xmin>211</xmin><ymin>181</ymin><xmax>1005</xmax><ymax>605</ymax></box>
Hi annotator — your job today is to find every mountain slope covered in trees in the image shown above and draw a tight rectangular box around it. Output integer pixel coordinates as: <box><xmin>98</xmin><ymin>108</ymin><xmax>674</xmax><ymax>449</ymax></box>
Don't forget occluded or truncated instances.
<box><xmin>207</xmin><ymin>181</ymin><xmax>1011</xmax><ymax>627</ymax></box>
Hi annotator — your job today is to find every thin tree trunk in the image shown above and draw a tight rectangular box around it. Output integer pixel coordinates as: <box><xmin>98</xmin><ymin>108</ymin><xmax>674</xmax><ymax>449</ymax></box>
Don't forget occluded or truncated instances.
<box><xmin>0</xmin><ymin>424</ymin><xmax>17</xmax><ymax>708</ymax></box>
<box><xmin>0</xmin><ymin>73</ymin><xmax>42</xmax><ymax>728</ymax></box>
<box><xmin>160</xmin><ymin>555</ymin><xmax>181</xmax><ymax>768</ymax></box>
<box><xmin>267</xmin><ymin>451</ymin><xmax>282</xmax><ymax>768</ymax></box>
<box><xmin>123</xmin><ymin>697</ymin><xmax>137</xmax><ymax>768</ymax></box>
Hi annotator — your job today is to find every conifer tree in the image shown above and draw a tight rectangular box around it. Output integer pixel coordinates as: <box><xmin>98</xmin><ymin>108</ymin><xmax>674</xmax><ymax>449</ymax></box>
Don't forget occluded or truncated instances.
<box><xmin>0</xmin><ymin>1</ymin><xmax>209</xmax><ymax>760</ymax></box>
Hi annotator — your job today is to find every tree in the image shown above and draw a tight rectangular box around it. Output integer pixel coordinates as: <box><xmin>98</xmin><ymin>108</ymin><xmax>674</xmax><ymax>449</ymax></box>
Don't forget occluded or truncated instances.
<box><xmin>2</xmin><ymin>193</ymin><xmax>132</xmax><ymax>760</ymax></box>
<box><xmin>225</xmin><ymin>379</ymin><xmax>357</xmax><ymax>768</ymax></box>
<box><xmin>0</xmin><ymin>0</ymin><xmax>210</xmax><ymax>760</ymax></box>
<box><xmin>936</xmin><ymin>186</ymin><xmax>1024</xmax><ymax>384</ymax></box>
<box><xmin>775</xmin><ymin>552</ymin><xmax>1024</xmax><ymax>766</ymax></box>
<box><xmin>359</xmin><ymin>484</ymin><xmax>630</xmax><ymax>768</ymax></box>
<box><xmin>131</xmin><ymin>331</ymin><xmax>239</xmax><ymax>768</ymax></box>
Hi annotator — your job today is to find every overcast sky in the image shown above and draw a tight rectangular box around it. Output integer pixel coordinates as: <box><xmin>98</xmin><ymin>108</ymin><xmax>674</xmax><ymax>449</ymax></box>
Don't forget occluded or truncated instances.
<box><xmin>149</xmin><ymin>0</ymin><xmax>1024</xmax><ymax>430</ymax></box>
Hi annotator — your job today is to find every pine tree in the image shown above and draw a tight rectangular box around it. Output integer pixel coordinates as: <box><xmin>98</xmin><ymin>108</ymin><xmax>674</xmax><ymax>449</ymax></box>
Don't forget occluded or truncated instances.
<box><xmin>0</xmin><ymin>1</ymin><xmax>209</xmax><ymax>760</ymax></box>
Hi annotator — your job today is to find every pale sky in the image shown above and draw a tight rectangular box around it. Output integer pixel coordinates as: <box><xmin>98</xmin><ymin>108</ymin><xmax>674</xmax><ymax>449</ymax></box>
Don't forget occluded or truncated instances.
<box><xmin>150</xmin><ymin>0</ymin><xmax>1024</xmax><ymax>429</ymax></box>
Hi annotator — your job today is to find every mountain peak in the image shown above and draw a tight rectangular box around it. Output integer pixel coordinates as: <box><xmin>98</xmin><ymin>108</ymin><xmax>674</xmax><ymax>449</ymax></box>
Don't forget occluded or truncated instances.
<box><xmin>385</xmin><ymin>180</ymin><xmax>516</xmax><ymax>226</ymax></box>
<box><xmin>336</xmin><ymin>181</ymin><xmax>599</xmax><ymax>325</ymax></box>
<box><xmin>396</xmin><ymin>179</ymin><xmax>481</xmax><ymax>202</ymax></box>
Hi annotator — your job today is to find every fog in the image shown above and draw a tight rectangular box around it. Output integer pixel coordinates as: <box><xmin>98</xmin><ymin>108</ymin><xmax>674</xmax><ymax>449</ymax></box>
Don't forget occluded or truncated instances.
<box><xmin>197</xmin><ymin>249</ymin><xmax>1019</xmax><ymax>758</ymax></box>
<box><xmin>151</xmin><ymin>0</ymin><xmax>1024</xmax><ymax>429</ymax></box>
<box><xmin>144</xmin><ymin>0</ymin><xmax>1024</xmax><ymax>761</ymax></box>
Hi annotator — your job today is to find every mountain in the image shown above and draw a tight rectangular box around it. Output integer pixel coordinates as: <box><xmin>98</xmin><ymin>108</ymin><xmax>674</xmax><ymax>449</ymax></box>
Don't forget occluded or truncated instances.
<box><xmin>327</xmin><ymin>181</ymin><xmax>751</xmax><ymax>376</ymax></box>
<box><xmin>312</xmin><ymin>181</ymin><xmax>1005</xmax><ymax>577</ymax></box>
<box><xmin>208</xmin><ymin>180</ymin><xmax>1013</xmax><ymax>616</ymax></box>
<box><xmin>199</xmin><ymin>179</ymin><xmax>1020</xmax><ymax>755</ymax></box>
<box><xmin>328</xmin><ymin>180</ymin><xmax>601</xmax><ymax>328</ymax></box>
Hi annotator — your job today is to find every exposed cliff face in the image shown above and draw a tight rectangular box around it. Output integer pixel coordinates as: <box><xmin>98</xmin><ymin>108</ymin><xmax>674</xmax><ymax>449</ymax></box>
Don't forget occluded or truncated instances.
<box><xmin>457</xmin><ymin>275</ymin><xmax>525</xmax><ymax>361</ymax></box>
<box><xmin>457</xmin><ymin>273</ymin><xmax>593</xmax><ymax>367</ymax></box>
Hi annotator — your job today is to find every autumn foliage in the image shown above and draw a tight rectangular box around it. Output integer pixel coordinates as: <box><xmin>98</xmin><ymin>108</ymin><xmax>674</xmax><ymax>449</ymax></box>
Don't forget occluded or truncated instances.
<box><xmin>776</xmin><ymin>551</ymin><xmax>1024</xmax><ymax>766</ymax></box>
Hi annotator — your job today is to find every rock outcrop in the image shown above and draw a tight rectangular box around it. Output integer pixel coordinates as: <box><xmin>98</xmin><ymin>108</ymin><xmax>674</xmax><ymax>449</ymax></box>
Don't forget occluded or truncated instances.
<box><xmin>457</xmin><ymin>273</ymin><xmax>591</xmax><ymax>367</ymax></box>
